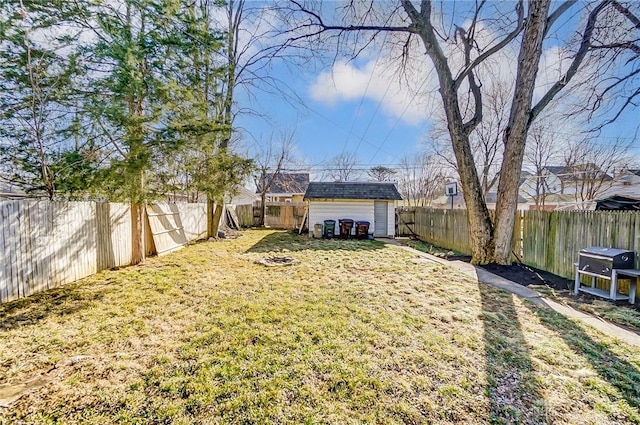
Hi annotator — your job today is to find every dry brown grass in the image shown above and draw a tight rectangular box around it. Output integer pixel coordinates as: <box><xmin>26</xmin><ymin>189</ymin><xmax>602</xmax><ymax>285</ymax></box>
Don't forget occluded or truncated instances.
<box><xmin>0</xmin><ymin>229</ymin><xmax>639</xmax><ymax>424</ymax></box>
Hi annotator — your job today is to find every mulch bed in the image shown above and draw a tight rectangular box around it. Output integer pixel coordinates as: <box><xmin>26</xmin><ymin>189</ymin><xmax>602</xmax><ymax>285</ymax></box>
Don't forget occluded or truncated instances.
<box><xmin>436</xmin><ymin>252</ymin><xmax>574</xmax><ymax>291</ymax></box>
<box><xmin>480</xmin><ymin>262</ymin><xmax>574</xmax><ymax>291</ymax></box>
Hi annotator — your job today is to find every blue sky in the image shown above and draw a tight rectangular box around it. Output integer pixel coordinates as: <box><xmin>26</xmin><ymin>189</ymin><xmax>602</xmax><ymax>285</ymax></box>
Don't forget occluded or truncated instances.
<box><xmin>234</xmin><ymin>1</ymin><xmax>640</xmax><ymax>177</ymax></box>
<box><xmin>235</xmin><ymin>59</ymin><xmax>430</xmax><ymax>169</ymax></box>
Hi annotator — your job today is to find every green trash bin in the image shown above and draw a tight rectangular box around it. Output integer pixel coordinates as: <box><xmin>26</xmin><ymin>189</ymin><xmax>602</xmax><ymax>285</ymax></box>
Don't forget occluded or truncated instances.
<box><xmin>323</xmin><ymin>220</ymin><xmax>336</xmax><ymax>239</ymax></box>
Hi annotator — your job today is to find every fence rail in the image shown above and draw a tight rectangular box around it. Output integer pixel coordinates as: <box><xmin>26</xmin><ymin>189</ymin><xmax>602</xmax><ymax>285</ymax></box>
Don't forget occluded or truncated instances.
<box><xmin>1</xmin><ymin>200</ymin><xmax>207</xmax><ymax>304</ymax></box>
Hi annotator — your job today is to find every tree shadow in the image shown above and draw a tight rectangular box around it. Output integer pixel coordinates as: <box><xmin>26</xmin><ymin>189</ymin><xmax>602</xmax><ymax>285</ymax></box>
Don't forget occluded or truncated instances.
<box><xmin>0</xmin><ymin>280</ymin><xmax>108</xmax><ymax>332</ymax></box>
<box><xmin>531</xmin><ymin>300</ymin><xmax>640</xmax><ymax>410</ymax></box>
<box><xmin>478</xmin><ymin>283</ymin><xmax>550</xmax><ymax>423</ymax></box>
<box><xmin>244</xmin><ymin>230</ymin><xmax>387</xmax><ymax>254</ymax></box>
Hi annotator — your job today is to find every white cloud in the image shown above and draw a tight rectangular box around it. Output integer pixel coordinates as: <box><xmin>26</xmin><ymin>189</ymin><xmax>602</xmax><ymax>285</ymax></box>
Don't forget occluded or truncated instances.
<box><xmin>309</xmin><ymin>55</ymin><xmax>440</xmax><ymax>125</ymax></box>
<box><xmin>305</xmin><ymin>0</ymin><xmax>613</xmax><ymax>136</ymax></box>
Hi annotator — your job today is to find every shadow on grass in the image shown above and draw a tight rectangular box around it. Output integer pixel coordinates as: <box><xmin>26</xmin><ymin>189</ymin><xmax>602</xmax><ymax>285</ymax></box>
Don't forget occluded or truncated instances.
<box><xmin>479</xmin><ymin>283</ymin><xmax>549</xmax><ymax>423</ymax></box>
<box><xmin>532</xmin><ymin>301</ymin><xmax>640</xmax><ymax>410</ymax></box>
<box><xmin>0</xmin><ymin>281</ymin><xmax>106</xmax><ymax>332</ymax></box>
<box><xmin>245</xmin><ymin>230</ymin><xmax>387</xmax><ymax>254</ymax></box>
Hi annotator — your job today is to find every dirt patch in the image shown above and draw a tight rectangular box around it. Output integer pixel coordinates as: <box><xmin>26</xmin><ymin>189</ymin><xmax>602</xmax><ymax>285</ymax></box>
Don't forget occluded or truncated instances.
<box><xmin>0</xmin><ymin>356</ymin><xmax>92</xmax><ymax>408</ymax></box>
<box><xmin>254</xmin><ymin>255</ymin><xmax>299</xmax><ymax>267</ymax></box>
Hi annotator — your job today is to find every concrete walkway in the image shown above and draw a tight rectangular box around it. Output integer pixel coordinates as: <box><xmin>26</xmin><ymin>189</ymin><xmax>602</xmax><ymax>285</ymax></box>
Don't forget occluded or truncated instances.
<box><xmin>383</xmin><ymin>239</ymin><xmax>640</xmax><ymax>348</ymax></box>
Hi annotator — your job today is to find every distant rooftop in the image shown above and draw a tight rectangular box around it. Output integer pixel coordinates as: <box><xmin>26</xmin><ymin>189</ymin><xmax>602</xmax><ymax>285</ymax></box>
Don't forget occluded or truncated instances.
<box><xmin>257</xmin><ymin>173</ymin><xmax>309</xmax><ymax>194</ymax></box>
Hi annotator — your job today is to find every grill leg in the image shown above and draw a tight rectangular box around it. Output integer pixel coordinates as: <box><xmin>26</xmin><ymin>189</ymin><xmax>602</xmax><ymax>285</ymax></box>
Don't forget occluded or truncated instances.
<box><xmin>610</xmin><ymin>270</ymin><xmax>617</xmax><ymax>300</ymax></box>
<box><xmin>574</xmin><ymin>266</ymin><xmax>580</xmax><ymax>295</ymax></box>
<box><xmin>630</xmin><ymin>278</ymin><xmax>637</xmax><ymax>304</ymax></box>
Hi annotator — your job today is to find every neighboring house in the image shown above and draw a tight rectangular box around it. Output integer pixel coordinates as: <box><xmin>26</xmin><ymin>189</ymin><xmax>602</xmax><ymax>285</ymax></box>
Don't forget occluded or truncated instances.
<box><xmin>519</xmin><ymin>164</ymin><xmax>613</xmax><ymax>209</ymax></box>
<box><xmin>304</xmin><ymin>182</ymin><xmax>403</xmax><ymax>238</ymax></box>
<box><xmin>431</xmin><ymin>193</ymin><xmax>466</xmax><ymax>209</ymax></box>
<box><xmin>431</xmin><ymin>192</ymin><xmax>528</xmax><ymax>210</ymax></box>
<box><xmin>484</xmin><ymin>192</ymin><xmax>528</xmax><ymax>210</ymax></box>
<box><xmin>256</xmin><ymin>173</ymin><xmax>310</xmax><ymax>203</ymax></box>
<box><xmin>226</xmin><ymin>186</ymin><xmax>259</xmax><ymax>206</ymax></box>
<box><xmin>598</xmin><ymin>168</ymin><xmax>640</xmax><ymax>199</ymax></box>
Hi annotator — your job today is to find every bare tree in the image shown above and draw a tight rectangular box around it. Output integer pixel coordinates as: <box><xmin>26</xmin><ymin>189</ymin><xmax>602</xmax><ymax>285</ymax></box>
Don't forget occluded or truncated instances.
<box><xmin>429</xmin><ymin>79</ymin><xmax>512</xmax><ymax>198</ymax></box>
<box><xmin>282</xmin><ymin>1</ymin><xmax>628</xmax><ymax>264</ymax></box>
<box><xmin>563</xmin><ymin>137</ymin><xmax>633</xmax><ymax>205</ymax></box>
<box><xmin>368</xmin><ymin>165</ymin><xmax>397</xmax><ymax>182</ymax></box>
<box><xmin>520</xmin><ymin>121</ymin><xmax>562</xmax><ymax>208</ymax></box>
<box><xmin>397</xmin><ymin>153</ymin><xmax>446</xmax><ymax>207</ymax></box>
<box><xmin>253</xmin><ymin>131</ymin><xmax>298</xmax><ymax>225</ymax></box>
<box><xmin>584</xmin><ymin>2</ymin><xmax>640</xmax><ymax>128</ymax></box>
<box><xmin>324</xmin><ymin>151</ymin><xmax>362</xmax><ymax>182</ymax></box>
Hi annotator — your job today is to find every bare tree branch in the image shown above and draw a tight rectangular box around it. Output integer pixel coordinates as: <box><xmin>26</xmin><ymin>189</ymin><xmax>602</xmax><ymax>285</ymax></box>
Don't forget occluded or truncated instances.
<box><xmin>529</xmin><ymin>0</ymin><xmax>612</xmax><ymax>125</ymax></box>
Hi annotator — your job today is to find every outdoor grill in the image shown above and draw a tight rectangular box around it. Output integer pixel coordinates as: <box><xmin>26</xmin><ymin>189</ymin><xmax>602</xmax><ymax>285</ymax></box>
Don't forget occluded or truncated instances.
<box><xmin>578</xmin><ymin>246</ymin><xmax>635</xmax><ymax>278</ymax></box>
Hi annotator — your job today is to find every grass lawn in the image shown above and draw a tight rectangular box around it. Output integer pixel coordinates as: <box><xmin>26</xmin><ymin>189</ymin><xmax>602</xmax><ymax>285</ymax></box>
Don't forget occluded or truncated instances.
<box><xmin>1</xmin><ymin>229</ymin><xmax>639</xmax><ymax>424</ymax></box>
<box><xmin>406</xmin><ymin>238</ymin><xmax>640</xmax><ymax>332</ymax></box>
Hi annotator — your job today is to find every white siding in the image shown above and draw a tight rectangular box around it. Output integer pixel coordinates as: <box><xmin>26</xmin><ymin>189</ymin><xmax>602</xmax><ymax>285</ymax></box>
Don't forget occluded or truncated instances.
<box><xmin>387</xmin><ymin>201</ymin><xmax>396</xmax><ymax>236</ymax></box>
<box><xmin>308</xmin><ymin>200</ymin><xmax>374</xmax><ymax>236</ymax></box>
<box><xmin>308</xmin><ymin>199</ymin><xmax>396</xmax><ymax>237</ymax></box>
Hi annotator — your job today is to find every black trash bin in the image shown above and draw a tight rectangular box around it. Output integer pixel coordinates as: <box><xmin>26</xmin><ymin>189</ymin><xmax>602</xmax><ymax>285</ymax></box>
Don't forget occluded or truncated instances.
<box><xmin>323</xmin><ymin>220</ymin><xmax>336</xmax><ymax>239</ymax></box>
<box><xmin>338</xmin><ymin>219</ymin><xmax>354</xmax><ymax>239</ymax></box>
<box><xmin>355</xmin><ymin>221</ymin><xmax>370</xmax><ymax>239</ymax></box>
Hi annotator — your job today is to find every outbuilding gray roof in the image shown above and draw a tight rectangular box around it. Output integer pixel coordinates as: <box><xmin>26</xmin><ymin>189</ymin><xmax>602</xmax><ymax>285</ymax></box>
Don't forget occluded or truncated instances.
<box><xmin>304</xmin><ymin>182</ymin><xmax>403</xmax><ymax>200</ymax></box>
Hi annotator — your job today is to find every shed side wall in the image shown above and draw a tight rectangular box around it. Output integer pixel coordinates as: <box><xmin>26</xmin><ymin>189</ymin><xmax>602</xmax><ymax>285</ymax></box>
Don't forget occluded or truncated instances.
<box><xmin>308</xmin><ymin>200</ymin><xmax>374</xmax><ymax>235</ymax></box>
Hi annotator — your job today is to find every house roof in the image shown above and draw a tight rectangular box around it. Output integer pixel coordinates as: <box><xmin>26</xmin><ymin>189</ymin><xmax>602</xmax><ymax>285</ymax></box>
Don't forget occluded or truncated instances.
<box><xmin>304</xmin><ymin>182</ymin><xmax>403</xmax><ymax>200</ymax></box>
<box><xmin>519</xmin><ymin>170</ymin><xmax>532</xmax><ymax>187</ymax></box>
<box><xmin>256</xmin><ymin>173</ymin><xmax>309</xmax><ymax>194</ymax></box>
<box><xmin>595</xmin><ymin>195</ymin><xmax>640</xmax><ymax>211</ymax></box>
<box><xmin>485</xmin><ymin>192</ymin><xmax>528</xmax><ymax>203</ymax></box>
<box><xmin>543</xmin><ymin>164</ymin><xmax>613</xmax><ymax>182</ymax></box>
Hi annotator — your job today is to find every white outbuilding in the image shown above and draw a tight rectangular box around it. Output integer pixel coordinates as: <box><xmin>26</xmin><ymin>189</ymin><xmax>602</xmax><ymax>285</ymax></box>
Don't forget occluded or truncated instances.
<box><xmin>304</xmin><ymin>182</ymin><xmax>403</xmax><ymax>238</ymax></box>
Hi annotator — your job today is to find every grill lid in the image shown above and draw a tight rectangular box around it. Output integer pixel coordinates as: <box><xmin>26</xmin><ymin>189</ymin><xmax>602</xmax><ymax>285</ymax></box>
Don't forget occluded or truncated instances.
<box><xmin>579</xmin><ymin>246</ymin><xmax>634</xmax><ymax>258</ymax></box>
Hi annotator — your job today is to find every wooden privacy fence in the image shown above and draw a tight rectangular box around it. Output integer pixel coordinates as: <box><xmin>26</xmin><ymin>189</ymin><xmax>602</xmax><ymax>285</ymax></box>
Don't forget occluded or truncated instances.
<box><xmin>398</xmin><ymin>207</ymin><xmax>640</xmax><ymax>281</ymax></box>
<box><xmin>1</xmin><ymin>200</ymin><xmax>207</xmax><ymax>304</ymax></box>
<box><xmin>233</xmin><ymin>202</ymin><xmax>307</xmax><ymax>229</ymax></box>
<box><xmin>397</xmin><ymin>208</ymin><xmax>473</xmax><ymax>254</ymax></box>
<box><xmin>264</xmin><ymin>202</ymin><xmax>306</xmax><ymax>229</ymax></box>
<box><xmin>235</xmin><ymin>204</ymin><xmax>255</xmax><ymax>227</ymax></box>
<box><xmin>521</xmin><ymin>210</ymin><xmax>640</xmax><ymax>280</ymax></box>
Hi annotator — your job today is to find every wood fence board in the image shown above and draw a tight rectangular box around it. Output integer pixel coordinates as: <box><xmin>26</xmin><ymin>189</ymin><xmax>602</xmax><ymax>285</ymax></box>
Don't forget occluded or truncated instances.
<box><xmin>0</xmin><ymin>202</ymin><xmax>9</xmax><ymax>302</ymax></box>
<box><xmin>147</xmin><ymin>203</ymin><xmax>189</xmax><ymax>256</ymax></box>
<box><xmin>235</xmin><ymin>204</ymin><xmax>254</xmax><ymax>227</ymax></box>
<box><xmin>1</xmin><ymin>200</ymin><xmax>138</xmax><ymax>303</ymax></box>
<box><xmin>177</xmin><ymin>203</ymin><xmax>207</xmax><ymax>241</ymax></box>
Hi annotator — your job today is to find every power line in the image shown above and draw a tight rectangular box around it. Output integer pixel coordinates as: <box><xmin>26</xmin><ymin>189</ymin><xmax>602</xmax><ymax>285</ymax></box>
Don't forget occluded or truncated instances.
<box><xmin>339</xmin><ymin>32</ymin><xmax>390</xmax><ymax>157</ymax></box>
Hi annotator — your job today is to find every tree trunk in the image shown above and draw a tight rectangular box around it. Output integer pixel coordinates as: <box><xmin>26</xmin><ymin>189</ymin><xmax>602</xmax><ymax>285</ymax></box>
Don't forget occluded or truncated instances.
<box><xmin>207</xmin><ymin>199</ymin><xmax>215</xmax><ymax>237</ymax></box>
<box><xmin>131</xmin><ymin>203</ymin><xmax>146</xmax><ymax>264</ymax></box>
<box><xmin>260</xmin><ymin>192</ymin><xmax>266</xmax><ymax>226</ymax></box>
<box><xmin>447</xmin><ymin>118</ymin><xmax>494</xmax><ymax>265</ymax></box>
<box><xmin>410</xmin><ymin>15</ymin><xmax>495</xmax><ymax>264</ymax></box>
<box><xmin>493</xmin><ymin>0</ymin><xmax>551</xmax><ymax>264</ymax></box>
<box><xmin>207</xmin><ymin>199</ymin><xmax>224</xmax><ymax>238</ymax></box>
<box><xmin>212</xmin><ymin>202</ymin><xmax>224</xmax><ymax>237</ymax></box>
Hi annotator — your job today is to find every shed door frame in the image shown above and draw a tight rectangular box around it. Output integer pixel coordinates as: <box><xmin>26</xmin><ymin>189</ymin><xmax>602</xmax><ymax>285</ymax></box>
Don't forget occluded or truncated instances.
<box><xmin>374</xmin><ymin>201</ymin><xmax>388</xmax><ymax>236</ymax></box>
